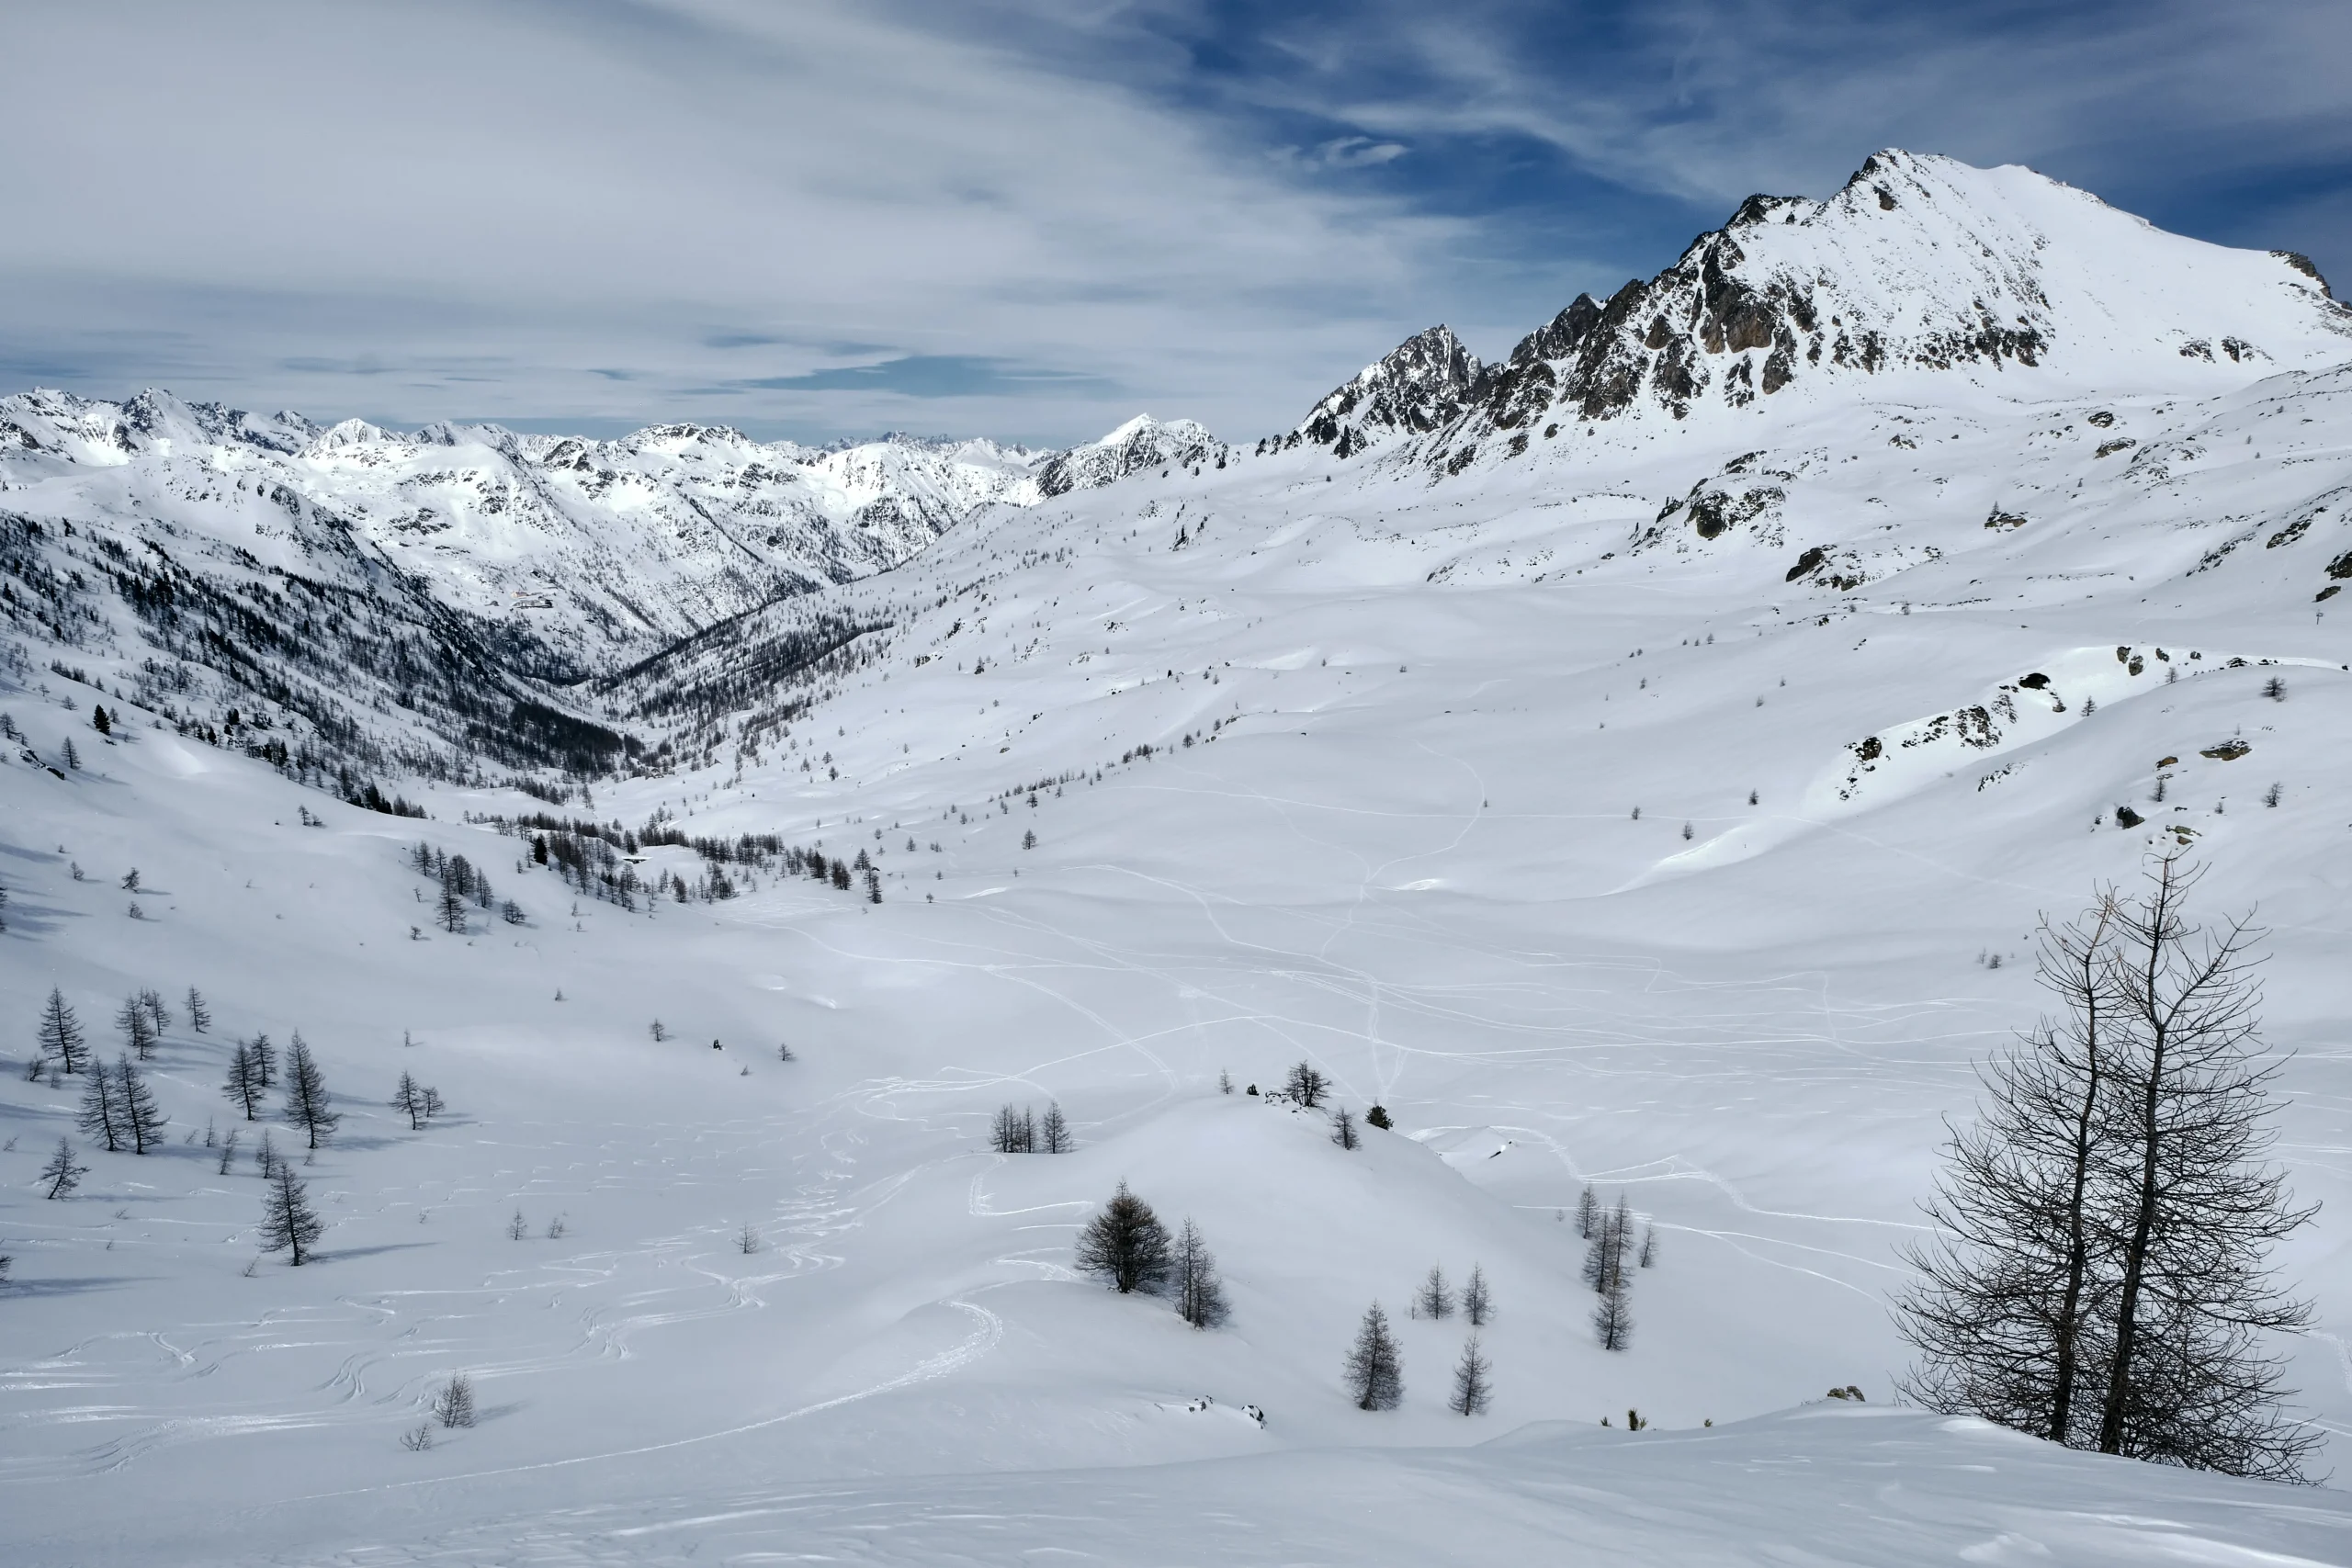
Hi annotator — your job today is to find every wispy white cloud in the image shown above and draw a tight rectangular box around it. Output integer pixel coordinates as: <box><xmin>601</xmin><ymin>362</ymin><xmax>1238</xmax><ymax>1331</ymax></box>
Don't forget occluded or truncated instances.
<box><xmin>0</xmin><ymin>0</ymin><xmax>1464</xmax><ymax>442</ymax></box>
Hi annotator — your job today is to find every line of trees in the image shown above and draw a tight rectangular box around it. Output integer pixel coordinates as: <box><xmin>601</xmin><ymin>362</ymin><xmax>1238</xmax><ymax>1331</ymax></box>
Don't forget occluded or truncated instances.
<box><xmin>1897</xmin><ymin>857</ymin><xmax>2319</xmax><ymax>1479</ymax></box>
<box><xmin>989</xmin><ymin>1101</ymin><xmax>1071</xmax><ymax>1153</ymax></box>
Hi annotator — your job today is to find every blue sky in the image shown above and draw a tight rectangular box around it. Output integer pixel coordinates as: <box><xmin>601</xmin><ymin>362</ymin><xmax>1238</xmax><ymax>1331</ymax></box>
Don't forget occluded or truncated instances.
<box><xmin>3</xmin><ymin>0</ymin><xmax>2346</xmax><ymax>446</ymax></box>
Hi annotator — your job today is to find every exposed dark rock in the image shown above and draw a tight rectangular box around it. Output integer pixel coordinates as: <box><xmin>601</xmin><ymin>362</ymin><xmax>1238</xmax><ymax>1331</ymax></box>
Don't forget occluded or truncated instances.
<box><xmin>2273</xmin><ymin>251</ymin><xmax>2333</xmax><ymax>297</ymax></box>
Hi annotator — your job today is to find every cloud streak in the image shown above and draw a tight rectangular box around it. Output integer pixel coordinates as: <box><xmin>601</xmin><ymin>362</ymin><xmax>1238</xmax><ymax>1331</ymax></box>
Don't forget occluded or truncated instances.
<box><xmin>6</xmin><ymin>1</ymin><xmax>2346</xmax><ymax>444</ymax></box>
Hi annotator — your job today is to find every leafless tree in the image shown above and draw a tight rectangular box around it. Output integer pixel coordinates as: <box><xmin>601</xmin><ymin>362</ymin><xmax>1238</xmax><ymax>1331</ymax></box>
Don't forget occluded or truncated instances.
<box><xmin>1897</xmin><ymin>857</ymin><xmax>2320</xmax><ymax>1479</ymax></box>
<box><xmin>1899</xmin><ymin>893</ymin><xmax>2120</xmax><ymax>1445</ymax></box>
<box><xmin>40</xmin><ymin>1137</ymin><xmax>86</xmax><ymax>1199</ymax></box>
<box><xmin>433</xmin><ymin>1372</ymin><xmax>476</xmax><ymax>1427</ymax></box>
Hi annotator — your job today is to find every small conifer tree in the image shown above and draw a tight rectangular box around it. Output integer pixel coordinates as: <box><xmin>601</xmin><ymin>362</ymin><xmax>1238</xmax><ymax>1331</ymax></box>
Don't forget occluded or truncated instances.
<box><xmin>38</xmin><ymin>988</ymin><xmax>90</xmax><ymax>1075</ymax></box>
<box><xmin>118</xmin><ymin>1055</ymin><xmax>168</xmax><ymax>1154</ymax></box>
<box><xmin>281</xmin><ymin>1033</ymin><xmax>340</xmax><ymax>1148</ymax></box>
<box><xmin>1343</xmin><ymin>1303</ymin><xmax>1404</xmax><ymax>1410</ymax></box>
<box><xmin>1449</xmin><ymin>1335</ymin><xmax>1493</xmax><ymax>1416</ymax></box>
<box><xmin>258</xmin><ymin>1163</ymin><xmax>325</xmax><ymax>1265</ymax></box>
<box><xmin>1463</xmin><ymin>1262</ymin><xmax>1493</xmax><ymax>1326</ymax></box>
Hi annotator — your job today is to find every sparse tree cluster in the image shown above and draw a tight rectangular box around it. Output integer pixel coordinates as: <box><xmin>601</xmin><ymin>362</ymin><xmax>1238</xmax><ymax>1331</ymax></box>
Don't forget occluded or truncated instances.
<box><xmin>1896</xmin><ymin>857</ymin><xmax>2321</xmax><ymax>1479</ymax></box>
<box><xmin>989</xmin><ymin>1101</ymin><xmax>1071</xmax><ymax>1153</ymax></box>
<box><xmin>78</xmin><ymin>1054</ymin><xmax>168</xmax><ymax>1154</ymax></box>
<box><xmin>390</xmin><ymin>1072</ymin><xmax>447</xmax><ymax>1131</ymax></box>
<box><xmin>1585</xmin><ymin>1194</ymin><xmax>1635</xmax><ymax>1351</ymax></box>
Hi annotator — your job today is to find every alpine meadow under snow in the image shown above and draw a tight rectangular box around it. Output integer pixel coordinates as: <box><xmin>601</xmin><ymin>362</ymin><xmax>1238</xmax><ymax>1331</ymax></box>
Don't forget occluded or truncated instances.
<box><xmin>6</xmin><ymin>150</ymin><xmax>2352</xmax><ymax>1564</ymax></box>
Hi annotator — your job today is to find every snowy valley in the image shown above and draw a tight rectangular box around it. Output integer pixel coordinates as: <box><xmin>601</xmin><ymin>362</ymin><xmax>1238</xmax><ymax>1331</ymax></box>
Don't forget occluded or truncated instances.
<box><xmin>6</xmin><ymin>151</ymin><xmax>2352</xmax><ymax>1565</ymax></box>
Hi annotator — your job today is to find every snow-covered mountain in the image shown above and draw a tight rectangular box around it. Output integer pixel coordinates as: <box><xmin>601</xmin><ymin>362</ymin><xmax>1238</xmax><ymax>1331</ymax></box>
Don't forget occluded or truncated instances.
<box><xmin>6</xmin><ymin>150</ymin><xmax>2352</xmax><ymax>1566</ymax></box>
<box><xmin>1291</xmin><ymin>325</ymin><xmax>1484</xmax><ymax>456</ymax></box>
<box><xmin>1289</xmin><ymin>150</ymin><xmax>2349</xmax><ymax>461</ymax></box>
<box><xmin>0</xmin><ymin>391</ymin><xmax>1054</xmax><ymax>675</ymax></box>
<box><xmin>1035</xmin><ymin>413</ymin><xmax>1228</xmax><ymax>496</ymax></box>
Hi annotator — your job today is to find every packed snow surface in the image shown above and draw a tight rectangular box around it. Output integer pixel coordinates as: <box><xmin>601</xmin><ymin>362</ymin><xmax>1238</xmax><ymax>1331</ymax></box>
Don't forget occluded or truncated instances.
<box><xmin>5</xmin><ymin>150</ymin><xmax>2352</xmax><ymax>1564</ymax></box>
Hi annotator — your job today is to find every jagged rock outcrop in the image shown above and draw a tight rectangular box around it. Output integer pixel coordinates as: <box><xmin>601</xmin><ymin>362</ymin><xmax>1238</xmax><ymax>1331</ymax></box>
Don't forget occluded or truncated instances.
<box><xmin>1285</xmin><ymin>327</ymin><xmax>1484</xmax><ymax>457</ymax></box>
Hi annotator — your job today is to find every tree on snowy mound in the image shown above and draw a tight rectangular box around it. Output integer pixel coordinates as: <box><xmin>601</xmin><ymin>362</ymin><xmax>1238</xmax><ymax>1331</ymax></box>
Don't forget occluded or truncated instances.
<box><xmin>1897</xmin><ymin>855</ymin><xmax>2319</xmax><ymax>1479</ymax></box>
<box><xmin>1074</xmin><ymin>1181</ymin><xmax>1171</xmax><ymax>1294</ymax></box>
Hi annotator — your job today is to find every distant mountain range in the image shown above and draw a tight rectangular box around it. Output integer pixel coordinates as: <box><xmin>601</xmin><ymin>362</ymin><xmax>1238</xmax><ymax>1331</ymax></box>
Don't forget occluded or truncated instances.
<box><xmin>2</xmin><ymin>148</ymin><xmax>2345</xmax><ymax>794</ymax></box>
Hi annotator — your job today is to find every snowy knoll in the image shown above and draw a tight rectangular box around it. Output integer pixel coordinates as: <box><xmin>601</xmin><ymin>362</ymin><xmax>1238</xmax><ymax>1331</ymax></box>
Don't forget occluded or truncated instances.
<box><xmin>5</xmin><ymin>151</ymin><xmax>2352</xmax><ymax>1564</ymax></box>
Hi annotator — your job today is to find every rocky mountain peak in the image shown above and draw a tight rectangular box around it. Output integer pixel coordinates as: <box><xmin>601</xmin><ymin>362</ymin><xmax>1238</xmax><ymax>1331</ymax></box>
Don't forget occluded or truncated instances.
<box><xmin>1288</xmin><ymin>325</ymin><xmax>1484</xmax><ymax>457</ymax></box>
<box><xmin>1036</xmin><ymin>413</ymin><xmax>1226</xmax><ymax>498</ymax></box>
<box><xmin>1288</xmin><ymin>150</ymin><xmax>2352</xmax><ymax>468</ymax></box>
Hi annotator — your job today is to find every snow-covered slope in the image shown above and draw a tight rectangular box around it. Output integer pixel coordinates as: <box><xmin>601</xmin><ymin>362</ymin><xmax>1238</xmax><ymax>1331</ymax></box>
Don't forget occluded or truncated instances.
<box><xmin>6</xmin><ymin>151</ymin><xmax>2352</xmax><ymax>1565</ymax></box>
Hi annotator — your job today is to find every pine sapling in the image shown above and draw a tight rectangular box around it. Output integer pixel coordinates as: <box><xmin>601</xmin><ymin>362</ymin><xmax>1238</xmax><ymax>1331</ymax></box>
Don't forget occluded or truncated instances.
<box><xmin>1463</xmin><ymin>1263</ymin><xmax>1493</xmax><ymax>1326</ymax></box>
<box><xmin>38</xmin><ymin>988</ymin><xmax>88</xmax><ymax>1076</ymax></box>
<box><xmin>1449</xmin><ymin>1335</ymin><xmax>1493</xmax><ymax>1416</ymax></box>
